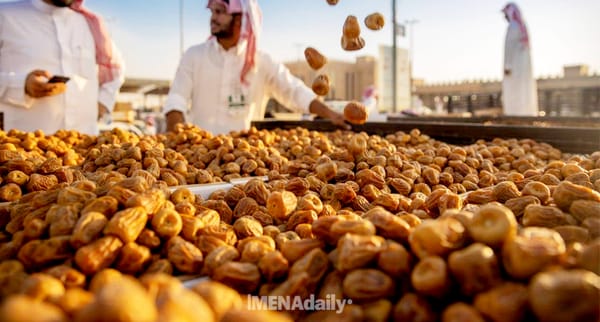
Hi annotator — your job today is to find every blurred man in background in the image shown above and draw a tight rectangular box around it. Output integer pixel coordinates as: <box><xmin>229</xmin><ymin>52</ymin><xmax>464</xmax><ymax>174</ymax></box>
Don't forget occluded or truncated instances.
<box><xmin>0</xmin><ymin>0</ymin><xmax>125</xmax><ymax>134</ymax></box>
<box><xmin>361</xmin><ymin>85</ymin><xmax>378</xmax><ymax>116</ymax></box>
<box><xmin>163</xmin><ymin>0</ymin><xmax>348</xmax><ymax>134</ymax></box>
<box><xmin>502</xmin><ymin>2</ymin><xmax>538</xmax><ymax>116</ymax></box>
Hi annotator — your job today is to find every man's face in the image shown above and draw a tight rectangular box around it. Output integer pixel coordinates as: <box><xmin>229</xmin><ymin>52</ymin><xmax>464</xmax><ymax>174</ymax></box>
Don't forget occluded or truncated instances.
<box><xmin>209</xmin><ymin>3</ymin><xmax>236</xmax><ymax>38</ymax></box>
<box><xmin>49</xmin><ymin>0</ymin><xmax>74</xmax><ymax>7</ymax></box>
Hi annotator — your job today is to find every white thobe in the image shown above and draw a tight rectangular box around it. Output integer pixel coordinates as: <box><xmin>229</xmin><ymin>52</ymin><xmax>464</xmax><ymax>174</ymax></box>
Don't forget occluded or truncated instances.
<box><xmin>0</xmin><ymin>0</ymin><xmax>124</xmax><ymax>135</ymax></box>
<box><xmin>502</xmin><ymin>22</ymin><xmax>538</xmax><ymax>116</ymax></box>
<box><xmin>163</xmin><ymin>38</ymin><xmax>315</xmax><ymax>135</ymax></box>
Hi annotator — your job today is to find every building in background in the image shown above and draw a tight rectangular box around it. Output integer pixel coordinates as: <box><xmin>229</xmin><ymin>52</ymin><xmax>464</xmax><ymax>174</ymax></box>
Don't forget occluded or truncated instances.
<box><xmin>285</xmin><ymin>56</ymin><xmax>377</xmax><ymax>104</ymax></box>
<box><xmin>111</xmin><ymin>78</ymin><xmax>171</xmax><ymax>134</ymax></box>
<box><xmin>378</xmin><ymin>45</ymin><xmax>411</xmax><ymax>113</ymax></box>
<box><xmin>282</xmin><ymin>46</ymin><xmax>410</xmax><ymax>115</ymax></box>
<box><xmin>415</xmin><ymin>65</ymin><xmax>600</xmax><ymax>116</ymax></box>
<box><xmin>115</xmin><ymin>64</ymin><xmax>600</xmax><ymax>126</ymax></box>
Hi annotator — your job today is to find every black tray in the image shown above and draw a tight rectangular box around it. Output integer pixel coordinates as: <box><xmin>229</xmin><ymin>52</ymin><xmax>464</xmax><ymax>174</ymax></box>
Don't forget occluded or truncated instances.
<box><xmin>252</xmin><ymin>119</ymin><xmax>600</xmax><ymax>154</ymax></box>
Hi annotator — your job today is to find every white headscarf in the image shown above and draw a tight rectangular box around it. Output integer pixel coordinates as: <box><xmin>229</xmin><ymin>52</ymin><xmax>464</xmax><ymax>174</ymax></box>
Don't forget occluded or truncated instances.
<box><xmin>207</xmin><ymin>0</ymin><xmax>262</xmax><ymax>85</ymax></box>
<box><xmin>502</xmin><ymin>2</ymin><xmax>529</xmax><ymax>48</ymax></box>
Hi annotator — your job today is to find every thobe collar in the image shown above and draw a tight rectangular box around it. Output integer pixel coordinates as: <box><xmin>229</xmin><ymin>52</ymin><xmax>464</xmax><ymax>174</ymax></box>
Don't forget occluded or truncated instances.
<box><xmin>31</xmin><ymin>0</ymin><xmax>71</xmax><ymax>16</ymax></box>
<box><xmin>210</xmin><ymin>37</ymin><xmax>248</xmax><ymax>56</ymax></box>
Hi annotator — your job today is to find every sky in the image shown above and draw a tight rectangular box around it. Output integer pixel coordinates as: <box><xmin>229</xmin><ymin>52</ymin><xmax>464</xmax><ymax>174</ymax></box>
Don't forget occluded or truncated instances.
<box><xmin>4</xmin><ymin>0</ymin><xmax>600</xmax><ymax>83</ymax></box>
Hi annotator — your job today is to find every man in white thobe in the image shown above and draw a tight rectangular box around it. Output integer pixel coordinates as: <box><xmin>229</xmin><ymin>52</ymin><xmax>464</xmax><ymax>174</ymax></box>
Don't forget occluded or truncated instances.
<box><xmin>502</xmin><ymin>2</ymin><xmax>538</xmax><ymax>116</ymax></box>
<box><xmin>163</xmin><ymin>0</ymin><xmax>349</xmax><ymax>135</ymax></box>
<box><xmin>361</xmin><ymin>85</ymin><xmax>378</xmax><ymax>116</ymax></box>
<box><xmin>0</xmin><ymin>0</ymin><xmax>124</xmax><ymax>135</ymax></box>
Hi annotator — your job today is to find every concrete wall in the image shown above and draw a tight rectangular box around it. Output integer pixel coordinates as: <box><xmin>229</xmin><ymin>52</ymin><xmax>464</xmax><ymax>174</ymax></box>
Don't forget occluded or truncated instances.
<box><xmin>415</xmin><ymin>65</ymin><xmax>600</xmax><ymax>116</ymax></box>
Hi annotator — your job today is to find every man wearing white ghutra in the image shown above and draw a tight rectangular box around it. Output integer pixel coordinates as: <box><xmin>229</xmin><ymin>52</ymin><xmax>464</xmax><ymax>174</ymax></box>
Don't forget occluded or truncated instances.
<box><xmin>164</xmin><ymin>0</ymin><xmax>349</xmax><ymax>134</ymax></box>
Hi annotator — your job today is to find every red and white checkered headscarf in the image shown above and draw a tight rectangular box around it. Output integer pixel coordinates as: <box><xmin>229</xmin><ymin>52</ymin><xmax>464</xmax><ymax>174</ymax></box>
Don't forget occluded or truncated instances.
<box><xmin>208</xmin><ymin>0</ymin><xmax>262</xmax><ymax>85</ymax></box>
<box><xmin>362</xmin><ymin>85</ymin><xmax>378</xmax><ymax>100</ymax></box>
<box><xmin>70</xmin><ymin>0</ymin><xmax>119</xmax><ymax>84</ymax></box>
<box><xmin>502</xmin><ymin>2</ymin><xmax>529</xmax><ymax>48</ymax></box>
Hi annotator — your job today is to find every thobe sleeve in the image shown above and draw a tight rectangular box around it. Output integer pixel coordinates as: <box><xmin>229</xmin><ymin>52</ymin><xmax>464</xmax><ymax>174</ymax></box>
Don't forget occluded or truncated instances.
<box><xmin>504</xmin><ymin>24</ymin><xmax>520</xmax><ymax>73</ymax></box>
<box><xmin>98</xmin><ymin>40</ymin><xmax>125</xmax><ymax>112</ymax></box>
<box><xmin>163</xmin><ymin>48</ymin><xmax>196</xmax><ymax>115</ymax></box>
<box><xmin>262</xmin><ymin>53</ymin><xmax>315</xmax><ymax>114</ymax></box>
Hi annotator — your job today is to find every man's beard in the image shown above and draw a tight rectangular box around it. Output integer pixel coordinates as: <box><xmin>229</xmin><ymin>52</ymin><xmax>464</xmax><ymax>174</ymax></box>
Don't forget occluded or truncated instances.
<box><xmin>50</xmin><ymin>0</ymin><xmax>74</xmax><ymax>7</ymax></box>
<box><xmin>211</xmin><ymin>21</ymin><xmax>235</xmax><ymax>39</ymax></box>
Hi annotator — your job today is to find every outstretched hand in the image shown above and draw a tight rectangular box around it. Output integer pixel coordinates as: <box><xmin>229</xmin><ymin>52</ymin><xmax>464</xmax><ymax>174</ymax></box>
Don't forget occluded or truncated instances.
<box><xmin>98</xmin><ymin>103</ymin><xmax>109</xmax><ymax>121</ymax></box>
<box><xmin>308</xmin><ymin>99</ymin><xmax>351</xmax><ymax>131</ymax></box>
<box><xmin>329</xmin><ymin>111</ymin><xmax>351</xmax><ymax>130</ymax></box>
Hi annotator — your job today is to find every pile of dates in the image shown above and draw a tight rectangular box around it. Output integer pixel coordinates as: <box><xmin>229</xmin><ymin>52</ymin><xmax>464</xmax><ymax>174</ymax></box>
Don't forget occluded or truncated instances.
<box><xmin>0</xmin><ymin>125</ymin><xmax>598</xmax><ymax>322</ymax></box>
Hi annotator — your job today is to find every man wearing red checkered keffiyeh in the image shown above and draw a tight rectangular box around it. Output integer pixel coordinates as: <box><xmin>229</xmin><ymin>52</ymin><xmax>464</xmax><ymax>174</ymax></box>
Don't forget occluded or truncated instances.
<box><xmin>163</xmin><ymin>0</ymin><xmax>349</xmax><ymax>134</ymax></box>
<box><xmin>502</xmin><ymin>2</ymin><xmax>539</xmax><ymax>116</ymax></box>
<box><xmin>207</xmin><ymin>0</ymin><xmax>260</xmax><ymax>86</ymax></box>
<box><xmin>0</xmin><ymin>0</ymin><xmax>125</xmax><ymax>134</ymax></box>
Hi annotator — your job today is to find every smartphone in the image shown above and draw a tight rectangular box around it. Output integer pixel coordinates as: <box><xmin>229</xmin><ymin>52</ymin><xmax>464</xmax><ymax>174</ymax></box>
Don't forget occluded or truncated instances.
<box><xmin>48</xmin><ymin>75</ymin><xmax>70</xmax><ymax>83</ymax></box>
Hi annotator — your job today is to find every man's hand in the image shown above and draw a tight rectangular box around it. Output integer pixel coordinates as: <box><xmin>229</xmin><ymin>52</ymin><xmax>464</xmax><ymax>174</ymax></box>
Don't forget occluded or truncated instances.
<box><xmin>98</xmin><ymin>103</ymin><xmax>109</xmax><ymax>121</ymax></box>
<box><xmin>25</xmin><ymin>70</ymin><xmax>66</xmax><ymax>98</ymax></box>
<box><xmin>329</xmin><ymin>111</ymin><xmax>351</xmax><ymax>130</ymax></box>
<box><xmin>166</xmin><ymin>111</ymin><xmax>185</xmax><ymax>132</ymax></box>
<box><xmin>309</xmin><ymin>99</ymin><xmax>351</xmax><ymax>130</ymax></box>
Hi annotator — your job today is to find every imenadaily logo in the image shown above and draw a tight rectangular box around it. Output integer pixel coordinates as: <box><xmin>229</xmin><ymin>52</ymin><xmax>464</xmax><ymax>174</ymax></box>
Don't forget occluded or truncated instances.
<box><xmin>247</xmin><ymin>294</ymin><xmax>352</xmax><ymax>314</ymax></box>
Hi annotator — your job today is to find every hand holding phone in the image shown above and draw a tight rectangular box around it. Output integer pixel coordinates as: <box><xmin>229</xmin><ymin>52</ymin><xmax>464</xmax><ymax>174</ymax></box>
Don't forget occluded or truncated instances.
<box><xmin>25</xmin><ymin>70</ymin><xmax>68</xmax><ymax>98</ymax></box>
<box><xmin>48</xmin><ymin>75</ymin><xmax>70</xmax><ymax>83</ymax></box>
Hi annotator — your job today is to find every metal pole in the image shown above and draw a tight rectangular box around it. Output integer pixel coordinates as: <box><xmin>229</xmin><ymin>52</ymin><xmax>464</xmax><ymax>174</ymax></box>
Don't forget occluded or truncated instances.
<box><xmin>405</xmin><ymin>19</ymin><xmax>418</xmax><ymax>107</ymax></box>
<box><xmin>180</xmin><ymin>0</ymin><xmax>184</xmax><ymax>57</ymax></box>
<box><xmin>392</xmin><ymin>0</ymin><xmax>397</xmax><ymax>113</ymax></box>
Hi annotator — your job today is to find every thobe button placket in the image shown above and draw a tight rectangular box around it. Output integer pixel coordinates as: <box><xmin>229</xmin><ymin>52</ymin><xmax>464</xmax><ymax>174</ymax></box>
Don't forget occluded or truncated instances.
<box><xmin>221</xmin><ymin>53</ymin><xmax>233</xmax><ymax>105</ymax></box>
<box><xmin>53</xmin><ymin>15</ymin><xmax>66</xmax><ymax>74</ymax></box>
<box><xmin>53</xmin><ymin>15</ymin><xmax>72</xmax><ymax>129</ymax></box>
